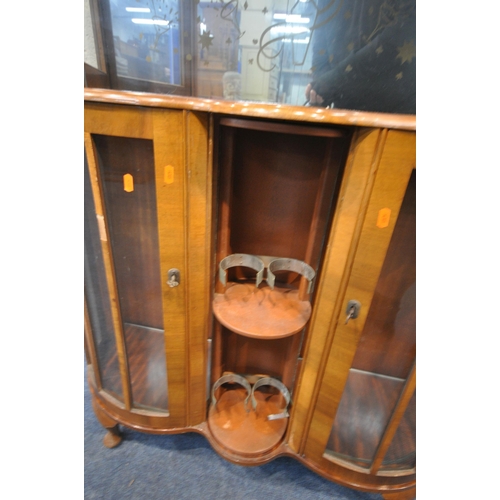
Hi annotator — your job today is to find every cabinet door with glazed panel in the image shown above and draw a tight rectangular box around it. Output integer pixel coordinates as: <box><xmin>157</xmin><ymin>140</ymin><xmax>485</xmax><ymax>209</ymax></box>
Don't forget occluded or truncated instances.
<box><xmin>84</xmin><ymin>103</ymin><xmax>211</xmax><ymax>438</ymax></box>
<box><xmin>302</xmin><ymin>130</ymin><xmax>416</xmax><ymax>498</ymax></box>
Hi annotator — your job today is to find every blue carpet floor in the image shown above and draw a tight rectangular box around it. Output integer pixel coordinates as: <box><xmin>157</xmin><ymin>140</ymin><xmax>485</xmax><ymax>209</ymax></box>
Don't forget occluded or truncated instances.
<box><xmin>84</xmin><ymin>365</ymin><xmax>383</xmax><ymax>500</ymax></box>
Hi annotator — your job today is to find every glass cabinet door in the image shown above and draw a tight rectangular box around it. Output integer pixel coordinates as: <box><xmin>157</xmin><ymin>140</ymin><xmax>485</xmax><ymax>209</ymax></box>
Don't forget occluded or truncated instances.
<box><xmin>84</xmin><ymin>104</ymin><xmax>210</xmax><ymax>428</ymax></box>
<box><xmin>302</xmin><ymin>129</ymin><xmax>416</xmax><ymax>488</ymax></box>
<box><xmin>325</xmin><ymin>169</ymin><xmax>415</xmax><ymax>471</ymax></box>
<box><xmin>89</xmin><ymin>133</ymin><xmax>168</xmax><ymax>411</ymax></box>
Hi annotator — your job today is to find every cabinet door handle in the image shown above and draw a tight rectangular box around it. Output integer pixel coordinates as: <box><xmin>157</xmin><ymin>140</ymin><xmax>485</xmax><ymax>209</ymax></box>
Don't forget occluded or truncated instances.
<box><xmin>345</xmin><ymin>300</ymin><xmax>361</xmax><ymax>324</ymax></box>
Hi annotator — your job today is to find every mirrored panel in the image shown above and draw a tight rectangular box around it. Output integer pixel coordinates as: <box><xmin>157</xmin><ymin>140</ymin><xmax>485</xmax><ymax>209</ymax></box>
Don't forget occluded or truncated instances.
<box><xmin>85</xmin><ymin>0</ymin><xmax>416</xmax><ymax>113</ymax></box>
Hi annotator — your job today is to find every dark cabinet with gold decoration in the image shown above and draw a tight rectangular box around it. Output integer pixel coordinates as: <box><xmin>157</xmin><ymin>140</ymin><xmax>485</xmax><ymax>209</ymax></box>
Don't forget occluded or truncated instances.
<box><xmin>84</xmin><ymin>89</ymin><xmax>416</xmax><ymax>499</ymax></box>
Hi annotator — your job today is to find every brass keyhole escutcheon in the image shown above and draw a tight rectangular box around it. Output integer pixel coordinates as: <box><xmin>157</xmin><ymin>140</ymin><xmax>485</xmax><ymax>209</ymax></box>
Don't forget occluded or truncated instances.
<box><xmin>345</xmin><ymin>300</ymin><xmax>361</xmax><ymax>324</ymax></box>
<box><xmin>167</xmin><ymin>268</ymin><xmax>180</xmax><ymax>288</ymax></box>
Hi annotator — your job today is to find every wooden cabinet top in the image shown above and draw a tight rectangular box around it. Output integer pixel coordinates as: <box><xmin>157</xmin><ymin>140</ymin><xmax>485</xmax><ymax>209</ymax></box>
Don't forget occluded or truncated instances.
<box><xmin>84</xmin><ymin>88</ymin><xmax>416</xmax><ymax>132</ymax></box>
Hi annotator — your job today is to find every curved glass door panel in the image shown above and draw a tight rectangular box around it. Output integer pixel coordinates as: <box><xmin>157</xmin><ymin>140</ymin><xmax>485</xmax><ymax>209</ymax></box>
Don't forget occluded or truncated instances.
<box><xmin>325</xmin><ymin>170</ymin><xmax>416</xmax><ymax>470</ymax></box>
<box><xmin>326</xmin><ymin>371</ymin><xmax>406</xmax><ymax>468</ymax></box>
<box><xmin>85</xmin><ymin>153</ymin><xmax>122</xmax><ymax>400</ymax></box>
<box><xmin>92</xmin><ymin>134</ymin><xmax>169</xmax><ymax>412</ymax></box>
<box><xmin>381</xmin><ymin>391</ymin><xmax>416</xmax><ymax>471</ymax></box>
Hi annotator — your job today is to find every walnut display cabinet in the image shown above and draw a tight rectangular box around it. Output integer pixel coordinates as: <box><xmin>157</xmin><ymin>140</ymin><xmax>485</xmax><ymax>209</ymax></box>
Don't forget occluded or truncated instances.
<box><xmin>84</xmin><ymin>89</ymin><xmax>416</xmax><ymax>499</ymax></box>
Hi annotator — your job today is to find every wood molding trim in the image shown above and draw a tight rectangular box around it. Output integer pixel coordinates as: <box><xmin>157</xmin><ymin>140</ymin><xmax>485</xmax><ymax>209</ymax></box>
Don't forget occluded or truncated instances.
<box><xmin>84</xmin><ymin>88</ymin><xmax>416</xmax><ymax>131</ymax></box>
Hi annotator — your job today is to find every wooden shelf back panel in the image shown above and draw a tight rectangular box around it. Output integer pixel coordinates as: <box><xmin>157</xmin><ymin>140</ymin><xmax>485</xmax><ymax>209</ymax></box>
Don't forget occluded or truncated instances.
<box><xmin>225</xmin><ymin>128</ymin><xmax>341</xmax><ymax>261</ymax></box>
<box><xmin>220</xmin><ymin>328</ymin><xmax>302</xmax><ymax>389</ymax></box>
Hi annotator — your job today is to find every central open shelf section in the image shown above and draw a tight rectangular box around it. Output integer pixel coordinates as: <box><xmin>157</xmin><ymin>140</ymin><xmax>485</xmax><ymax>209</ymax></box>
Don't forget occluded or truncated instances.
<box><xmin>208</xmin><ymin>116</ymin><xmax>351</xmax><ymax>456</ymax></box>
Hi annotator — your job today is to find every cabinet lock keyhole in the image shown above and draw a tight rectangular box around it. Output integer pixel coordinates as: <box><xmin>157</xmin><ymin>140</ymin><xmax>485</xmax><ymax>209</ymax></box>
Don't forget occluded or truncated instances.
<box><xmin>167</xmin><ymin>268</ymin><xmax>180</xmax><ymax>288</ymax></box>
<box><xmin>345</xmin><ymin>300</ymin><xmax>361</xmax><ymax>324</ymax></box>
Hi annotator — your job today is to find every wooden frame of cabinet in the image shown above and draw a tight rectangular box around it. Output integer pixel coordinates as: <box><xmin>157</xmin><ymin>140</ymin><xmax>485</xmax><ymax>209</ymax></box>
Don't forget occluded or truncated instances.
<box><xmin>84</xmin><ymin>88</ymin><xmax>416</xmax><ymax>499</ymax></box>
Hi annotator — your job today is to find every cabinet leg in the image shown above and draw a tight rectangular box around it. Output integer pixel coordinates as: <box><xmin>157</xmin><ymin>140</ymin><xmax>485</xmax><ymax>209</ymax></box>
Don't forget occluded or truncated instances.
<box><xmin>91</xmin><ymin>396</ymin><xmax>123</xmax><ymax>448</ymax></box>
<box><xmin>102</xmin><ymin>424</ymin><xmax>123</xmax><ymax>449</ymax></box>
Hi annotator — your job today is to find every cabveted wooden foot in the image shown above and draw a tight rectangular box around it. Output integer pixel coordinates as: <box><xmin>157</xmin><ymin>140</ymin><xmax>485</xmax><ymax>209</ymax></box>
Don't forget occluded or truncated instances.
<box><xmin>103</xmin><ymin>424</ymin><xmax>123</xmax><ymax>448</ymax></box>
<box><xmin>92</xmin><ymin>395</ymin><xmax>123</xmax><ymax>448</ymax></box>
